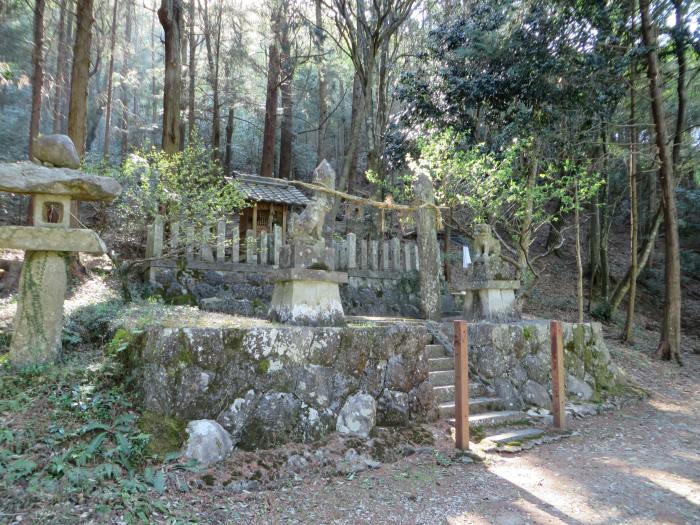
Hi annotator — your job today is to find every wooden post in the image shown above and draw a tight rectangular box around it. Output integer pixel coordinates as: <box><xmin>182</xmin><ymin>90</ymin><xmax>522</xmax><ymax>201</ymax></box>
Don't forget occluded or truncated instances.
<box><xmin>550</xmin><ymin>320</ymin><xmax>566</xmax><ymax>430</ymax></box>
<box><xmin>454</xmin><ymin>320</ymin><xmax>469</xmax><ymax>450</ymax></box>
<box><xmin>252</xmin><ymin>203</ymin><xmax>258</xmax><ymax>237</ymax></box>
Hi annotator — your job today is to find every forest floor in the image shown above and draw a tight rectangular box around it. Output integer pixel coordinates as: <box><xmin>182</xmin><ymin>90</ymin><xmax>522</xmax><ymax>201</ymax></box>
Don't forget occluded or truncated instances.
<box><xmin>1</xmin><ymin>222</ymin><xmax>699</xmax><ymax>523</ymax></box>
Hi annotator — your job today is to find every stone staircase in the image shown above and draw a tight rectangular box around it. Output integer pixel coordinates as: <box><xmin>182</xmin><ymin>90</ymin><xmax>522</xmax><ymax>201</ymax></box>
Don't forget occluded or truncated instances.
<box><xmin>426</xmin><ymin>340</ymin><xmax>546</xmax><ymax>447</ymax></box>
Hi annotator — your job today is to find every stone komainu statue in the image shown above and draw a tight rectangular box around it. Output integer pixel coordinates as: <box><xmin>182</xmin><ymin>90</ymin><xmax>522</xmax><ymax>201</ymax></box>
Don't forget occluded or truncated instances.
<box><xmin>288</xmin><ymin>160</ymin><xmax>335</xmax><ymax>244</ymax></box>
<box><xmin>471</xmin><ymin>223</ymin><xmax>501</xmax><ymax>263</ymax></box>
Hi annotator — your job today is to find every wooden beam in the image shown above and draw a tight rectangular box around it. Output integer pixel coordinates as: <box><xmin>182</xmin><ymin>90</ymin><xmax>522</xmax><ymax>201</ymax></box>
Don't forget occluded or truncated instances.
<box><xmin>550</xmin><ymin>320</ymin><xmax>566</xmax><ymax>430</ymax></box>
<box><xmin>454</xmin><ymin>319</ymin><xmax>470</xmax><ymax>450</ymax></box>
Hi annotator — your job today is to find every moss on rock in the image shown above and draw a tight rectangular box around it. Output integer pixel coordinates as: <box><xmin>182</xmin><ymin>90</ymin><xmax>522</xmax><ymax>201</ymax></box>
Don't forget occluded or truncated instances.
<box><xmin>138</xmin><ymin>411</ymin><xmax>186</xmax><ymax>457</ymax></box>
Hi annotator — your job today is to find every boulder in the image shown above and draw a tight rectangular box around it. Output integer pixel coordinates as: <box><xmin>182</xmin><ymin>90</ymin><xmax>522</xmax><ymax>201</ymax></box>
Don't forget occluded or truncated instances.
<box><xmin>493</xmin><ymin>378</ymin><xmax>522</xmax><ymax>410</ymax></box>
<box><xmin>336</xmin><ymin>393</ymin><xmax>376</xmax><ymax>438</ymax></box>
<box><xmin>522</xmin><ymin>380</ymin><xmax>551</xmax><ymax>408</ymax></box>
<box><xmin>32</xmin><ymin>134</ymin><xmax>80</xmax><ymax>168</ymax></box>
<box><xmin>183</xmin><ymin>420</ymin><xmax>233</xmax><ymax>467</ymax></box>
<box><xmin>377</xmin><ymin>389</ymin><xmax>410</xmax><ymax>426</ymax></box>
<box><xmin>567</xmin><ymin>374</ymin><xmax>594</xmax><ymax>401</ymax></box>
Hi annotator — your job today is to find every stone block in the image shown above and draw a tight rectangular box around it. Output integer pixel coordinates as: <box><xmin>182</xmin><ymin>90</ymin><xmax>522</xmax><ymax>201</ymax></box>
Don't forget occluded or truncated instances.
<box><xmin>0</xmin><ymin>161</ymin><xmax>121</xmax><ymax>201</ymax></box>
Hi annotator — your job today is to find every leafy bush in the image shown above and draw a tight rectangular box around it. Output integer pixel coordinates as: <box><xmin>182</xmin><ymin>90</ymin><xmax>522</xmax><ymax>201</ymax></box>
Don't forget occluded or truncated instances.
<box><xmin>111</xmin><ymin>139</ymin><xmax>247</xmax><ymax>232</ymax></box>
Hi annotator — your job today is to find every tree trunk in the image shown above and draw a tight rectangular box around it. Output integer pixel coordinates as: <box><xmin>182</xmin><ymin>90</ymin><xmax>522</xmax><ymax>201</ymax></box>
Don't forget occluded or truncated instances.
<box><xmin>67</xmin><ymin>0</ymin><xmax>94</xmax><ymax>159</ymax></box>
<box><xmin>187</xmin><ymin>0</ymin><xmax>196</xmax><ymax>142</ymax></box>
<box><xmin>611</xmin><ymin>204</ymin><xmax>662</xmax><ymax>314</ymax></box>
<box><xmin>599</xmin><ymin>127</ymin><xmax>610</xmax><ymax>300</ymax></box>
<box><xmin>29</xmin><ymin>0</ymin><xmax>46</xmax><ymax>161</ymax></box>
<box><xmin>278</xmin><ymin>8</ymin><xmax>293</xmax><ymax>179</ymax></box>
<box><xmin>260</xmin><ymin>15</ymin><xmax>281</xmax><ymax>177</ymax></box>
<box><xmin>119</xmin><ymin>0</ymin><xmax>133</xmax><ymax>156</ymax></box>
<box><xmin>225</xmin><ymin>106</ymin><xmax>234</xmax><ymax>174</ymax></box>
<box><xmin>575</xmin><ymin>180</ymin><xmax>584</xmax><ymax>324</ymax></box>
<box><xmin>623</xmin><ymin>66</ymin><xmax>638</xmax><ymax>343</ymax></box>
<box><xmin>344</xmin><ymin>72</ymin><xmax>364</xmax><ymax>195</ymax></box>
<box><xmin>671</xmin><ymin>0</ymin><xmax>687</xmax><ymax>183</ymax></box>
<box><xmin>86</xmin><ymin>68</ymin><xmax>107</xmax><ymax>152</ymax></box>
<box><xmin>158</xmin><ymin>0</ymin><xmax>184</xmax><ymax>154</ymax></box>
<box><xmin>201</xmin><ymin>0</ymin><xmax>222</xmax><ymax>158</ymax></box>
<box><xmin>588</xmin><ymin>189</ymin><xmax>601</xmax><ymax>309</ymax></box>
<box><xmin>314</xmin><ymin>0</ymin><xmax>327</xmax><ymax>164</ymax></box>
<box><xmin>60</xmin><ymin>0</ymin><xmax>75</xmax><ymax>134</ymax></box>
<box><xmin>639</xmin><ymin>0</ymin><xmax>682</xmax><ymax>363</ymax></box>
<box><xmin>517</xmin><ymin>150</ymin><xmax>537</xmax><ymax>279</ymax></box>
<box><xmin>260</xmin><ymin>11</ymin><xmax>281</xmax><ymax>178</ymax></box>
<box><xmin>102</xmin><ymin>0</ymin><xmax>119</xmax><ymax>160</ymax></box>
<box><xmin>52</xmin><ymin>0</ymin><xmax>68</xmax><ymax>134</ymax></box>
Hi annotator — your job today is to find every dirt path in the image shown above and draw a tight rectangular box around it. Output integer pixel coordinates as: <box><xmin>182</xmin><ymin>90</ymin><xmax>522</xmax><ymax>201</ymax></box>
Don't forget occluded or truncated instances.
<box><xmin>164</xmin><ymin>341</ymin><xmax>700</xmax><ymax>525</ymax></box>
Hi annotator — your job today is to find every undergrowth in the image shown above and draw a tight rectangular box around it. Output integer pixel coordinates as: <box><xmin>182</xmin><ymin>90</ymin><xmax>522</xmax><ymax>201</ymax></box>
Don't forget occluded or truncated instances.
<box><xmin>0</xmin><ymin>349</ymin><xmax>196</xmax><ymax>523</ymax></box>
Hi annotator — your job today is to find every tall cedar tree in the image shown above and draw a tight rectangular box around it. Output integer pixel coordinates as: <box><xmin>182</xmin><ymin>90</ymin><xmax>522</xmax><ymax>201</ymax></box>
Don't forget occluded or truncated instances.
<box><xmin>67</xmin><ymin>0</ymin><xmax>94</xmax><ymax>158</ymax></box>
<box><xmin>639</xmin><ymin>0</ymin><xmax>682</xmax><ymax>362</ymax></box>
<box><xmin>158</xmin><ymin>0</ymin><xmax>184</xmax><ymax>154</ymax></box>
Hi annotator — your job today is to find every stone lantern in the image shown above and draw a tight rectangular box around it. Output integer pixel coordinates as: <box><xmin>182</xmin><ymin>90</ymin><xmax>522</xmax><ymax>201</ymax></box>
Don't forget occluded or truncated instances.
<box><xmin>0</xmin><ymin>136</ymin><xmax>122</xmax><ymax>367</ymax></box>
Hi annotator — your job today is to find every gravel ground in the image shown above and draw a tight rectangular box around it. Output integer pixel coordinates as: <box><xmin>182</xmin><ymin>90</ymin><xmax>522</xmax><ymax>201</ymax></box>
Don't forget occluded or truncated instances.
<box><xmin>155</xmin><ymin>332</ymin><xmax>699</xmax><ymax>525</ymax></box>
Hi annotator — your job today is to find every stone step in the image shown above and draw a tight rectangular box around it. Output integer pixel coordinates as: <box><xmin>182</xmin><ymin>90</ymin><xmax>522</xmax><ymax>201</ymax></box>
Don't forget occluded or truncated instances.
<box><xmin>432</xmin><ymin>383</ymin><xmax>487</xmax><ymax>403</ymax></box>
<box><xmin>447</xmin><ymin>410</ymin><xmax>530</xmax><ymax>429</ymax></box>
<box><xmin>438</xmin><ymin>397</ymin><xmax>505</xmax><ymax>418</ymax></box>
<box><xmin>428</xmin><ymin>357</ymin><xmax>453</xmax><ymax>372</ymax></box>
<box><xmin>482</xmin><ymin>427</ymin><xmax>544</xmax><ymax>445</ymax></box>
<box><xmin>428</xmin><ymin>370</ymin><xmax>454</xmax><ymax>387</ymax></box>
<box><xmin>425</xmin><ymin>344</ymin><xmax>446</xmax><ymax>358</ymax></box>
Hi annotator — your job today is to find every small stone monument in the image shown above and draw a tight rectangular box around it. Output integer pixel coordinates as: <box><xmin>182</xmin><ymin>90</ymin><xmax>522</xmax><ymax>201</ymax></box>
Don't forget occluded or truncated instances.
<box><xmin>0</xmin><ymin>135</ymin><xmax>121</xmax><ymax>367</ymax></box>
<box><xmin>268</xmin><ymin>160</ymin><xmax>348</xmax><ymax>326</ymax></box>
<box><xmin>459</xmin><ymin>224</ymin><xmax>520</xmax><ymax>322</ymax></box>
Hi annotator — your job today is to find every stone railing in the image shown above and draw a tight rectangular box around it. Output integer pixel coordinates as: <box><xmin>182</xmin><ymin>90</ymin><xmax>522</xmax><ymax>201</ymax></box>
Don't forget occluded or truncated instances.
<box><xmin>145</xmin><ymin>215</ymin><xmax>419</xmax><ymax>277</ymax></box>
<box><xmin>332</xmin><ymin>233</ymin><xmax>419</xmax><ymax>274</ymax></box>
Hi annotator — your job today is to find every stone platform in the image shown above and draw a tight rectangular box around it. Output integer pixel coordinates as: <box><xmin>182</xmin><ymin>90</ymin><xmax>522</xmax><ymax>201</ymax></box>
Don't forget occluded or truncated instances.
<box><xmin>119</xmin><ymin>307</ymin><xmax>434</xmax><ymax>450</ymax></box>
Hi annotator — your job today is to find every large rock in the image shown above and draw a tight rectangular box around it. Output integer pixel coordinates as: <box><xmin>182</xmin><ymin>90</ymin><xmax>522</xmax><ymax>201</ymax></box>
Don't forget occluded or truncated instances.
<box><xmin>32</xmin><ymin>134</ymin><xmax>80</xmax><ymax>168</ymax></box>
<box><xmin>336</xmin><ymin>393</ymin><xmax>377</xmax><ymax>438</ymax></box>
<box><xmin>183</xmin><ymin>419</ymin><xmax>233</xmax><ymax>467</ymax></box>
<box><xmin>522</xmin><ymin>380</ymin><xmax>551</xmax><ymax>408</ymax></box>
<box><xmin>377</xmin><ymin>389</ymin><xmax>410</xmax><ymax>426</ymax></box>
<box><xmin>0</xmin><ymin>161</ymin><xmax>122</xmax><ymax>201</ymax></box>
<box><xmin>567</xmin><ymin>374</ymin><xmax>594</xmax><ymax>401</ymax></box>
<box><xmin>9</xmin><ymin>251</ymin><xmax>67</xmax><ymax>367</ymax></box>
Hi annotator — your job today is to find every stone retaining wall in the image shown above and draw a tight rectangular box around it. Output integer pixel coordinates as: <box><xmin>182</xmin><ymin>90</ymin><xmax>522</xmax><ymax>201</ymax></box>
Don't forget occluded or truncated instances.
<box><xmin>466</xmin><ymin>321</ymin><xmax>624</xmax><ymax>410</ymax></box>
<box><xmin>121</xmin><ymin>309</ymin><xmax>434</xmax><ymax>450</ymax></box>
<box><xmin>154</xmin><ymin>267</ymin><xmax>421</xmax><ymax>318</ymax></box>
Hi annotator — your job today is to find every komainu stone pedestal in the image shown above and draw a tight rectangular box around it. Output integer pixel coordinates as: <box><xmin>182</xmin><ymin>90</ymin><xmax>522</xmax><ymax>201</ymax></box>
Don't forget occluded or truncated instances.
<box><xmin>461</xmin><ymin>280</ymin><xmax>520</xmax><ymax>322</ymax></box>
<box><xmin>9</xmin><ymin>251</ymin><xmax>68</xmax><ymax>366</ymax></box>
<box><xmin>269</xmin><ymin>268</ymin><xmax>348</xmax><ymax>326</ymax></box>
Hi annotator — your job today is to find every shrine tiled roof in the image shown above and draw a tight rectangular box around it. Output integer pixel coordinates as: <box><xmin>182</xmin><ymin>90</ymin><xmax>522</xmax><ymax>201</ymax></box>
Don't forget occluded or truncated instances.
<box><xmin>229</xmin><ymin>173</ymin><xmax>310</xmax><ymax>206</ymax></box>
